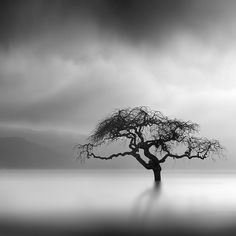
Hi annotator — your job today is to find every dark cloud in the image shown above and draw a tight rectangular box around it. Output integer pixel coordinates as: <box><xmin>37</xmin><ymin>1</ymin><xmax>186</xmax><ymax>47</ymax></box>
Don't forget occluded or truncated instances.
<box><xmin>96</xmin><ymin>0</ymin><xmax>189</xmax><ymax>42</ymax></box>
<box><xmin>0</xmin><ymin>0</ymin><xmax>91</xmax><ymax>46</ymax></box>
<box><xmin>1</xmin><ymin>0</ymin><xmax>235</xmax><ymax>47</ymax></box>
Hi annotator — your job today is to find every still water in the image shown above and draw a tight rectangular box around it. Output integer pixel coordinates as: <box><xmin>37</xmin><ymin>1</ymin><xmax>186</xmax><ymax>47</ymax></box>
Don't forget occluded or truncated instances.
<box><xmin>1</xmin><ymin>170</ymin><xmax>236</xmax><ymax>235</ymax></box>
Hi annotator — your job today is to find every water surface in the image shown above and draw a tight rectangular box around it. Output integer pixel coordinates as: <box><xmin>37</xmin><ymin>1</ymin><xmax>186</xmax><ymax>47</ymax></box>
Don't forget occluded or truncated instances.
<box><xmin>0</xmin><ymin>170</ymin><xmax>236</xmax><ymax>235</ymax></box>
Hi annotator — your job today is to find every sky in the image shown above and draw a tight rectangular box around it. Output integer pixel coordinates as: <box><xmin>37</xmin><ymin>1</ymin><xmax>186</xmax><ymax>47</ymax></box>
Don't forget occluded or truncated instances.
<box><xmin>0</xmin><ymin>0</ymin><xmax>236</xmax><ymax>166</ymax></box>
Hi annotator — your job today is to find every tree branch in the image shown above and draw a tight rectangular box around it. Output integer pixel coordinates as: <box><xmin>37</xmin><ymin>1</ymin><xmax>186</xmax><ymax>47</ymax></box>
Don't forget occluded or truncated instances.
<box><xmin>132</xmin><ymin>153</ymin><xmax>152</xmax><ymax>169</ymax></box>
<box><xmin>159</xmin><ymin>153</ymin><xmax>170</xmax><ymax>163</ymax></box>
<box><xmin>159</xmin><ymin>152</ymin><xmax>208</xmax><ymax>163</ymax></box>
<box><xmin>91</xmin><ymin>151</ymin><xmax>134</xmax><ymax>160</ymax></box>
<box><xmin>74</xmin><ymin>142</ymin><xmax>152</xmax><ymax>169</ymax></box>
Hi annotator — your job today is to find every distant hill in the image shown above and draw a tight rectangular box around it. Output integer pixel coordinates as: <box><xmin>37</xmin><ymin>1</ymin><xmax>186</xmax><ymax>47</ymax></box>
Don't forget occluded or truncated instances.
<box><xmin>0</xmin><ymin>128</ymin><xmax>230</xmax><ymax>170</ymax></box>
<box><xmin>0</xmin><ymin>136</ymin><xmax>140</xmax><ymax>169</ymax></box>
<box><xmin>0</xmin><ymin>137</ymin><xmax>80</xmax><ymax>169</ymax></box>
<box><xmin>0</xmin><ymin>127</ymin><xmax>142</xmax><ymax>169</ymax></box>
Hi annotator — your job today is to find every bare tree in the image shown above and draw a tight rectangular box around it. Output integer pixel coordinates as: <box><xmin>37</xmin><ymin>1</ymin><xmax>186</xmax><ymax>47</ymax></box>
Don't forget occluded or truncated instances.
<box><xmin>74</xmin><ymin>107</ymin><xmax>223</xmax><ymax>182</ymax></box>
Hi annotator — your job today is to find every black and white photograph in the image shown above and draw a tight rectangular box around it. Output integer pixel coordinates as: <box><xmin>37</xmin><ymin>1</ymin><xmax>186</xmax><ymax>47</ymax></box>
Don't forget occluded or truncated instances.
<box><xmin>0</xmin><ymin>0</ymin><xmax>236</xmax><ymax>235</ymax></box>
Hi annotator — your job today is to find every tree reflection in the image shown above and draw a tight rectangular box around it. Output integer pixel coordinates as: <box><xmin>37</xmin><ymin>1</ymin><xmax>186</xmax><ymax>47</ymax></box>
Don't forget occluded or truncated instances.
<box><xmin>132</xmin><ymin>183</ymin><xmax>162</xmax><ymax>227</ymax></box>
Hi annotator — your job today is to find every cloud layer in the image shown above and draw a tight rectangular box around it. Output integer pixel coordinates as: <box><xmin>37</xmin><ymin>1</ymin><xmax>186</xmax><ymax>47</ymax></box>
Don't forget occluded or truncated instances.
<box><xmin>0</xmin><ymin>0</ymin><xmax>236</xmax><ymax>158</ymax></box>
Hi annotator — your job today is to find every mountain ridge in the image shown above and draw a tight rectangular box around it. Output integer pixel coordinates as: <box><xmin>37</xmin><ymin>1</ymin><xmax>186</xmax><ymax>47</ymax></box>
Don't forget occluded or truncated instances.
<box><xmin>0</xmin><ymin>137</ymin><xmax>78</xmax><ymax>169</ymax></box>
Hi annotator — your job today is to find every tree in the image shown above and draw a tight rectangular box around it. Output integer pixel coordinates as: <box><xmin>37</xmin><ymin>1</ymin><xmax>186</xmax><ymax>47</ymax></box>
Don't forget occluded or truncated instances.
<box><xmin>74</xmin><ymin>106</ymin><xmax>223</xmax><ymax>182</ymax></box>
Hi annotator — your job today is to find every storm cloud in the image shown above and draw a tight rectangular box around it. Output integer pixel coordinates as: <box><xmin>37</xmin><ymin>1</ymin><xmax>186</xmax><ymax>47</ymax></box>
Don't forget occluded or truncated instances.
<box><xmin>1</xmin><ymin>0</ymin><xmax>236</xmax><ymax>46</ymax></box>
<box><xmin>0</xmin><ymin>0</ymin><xmax>236</xmax><ymax>161</ymax></box>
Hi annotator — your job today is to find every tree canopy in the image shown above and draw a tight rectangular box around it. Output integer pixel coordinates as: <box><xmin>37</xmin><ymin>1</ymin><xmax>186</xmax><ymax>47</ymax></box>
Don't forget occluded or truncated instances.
<box><xmin>75</xmin><ymin>106</ymin><xmax>223</xmax><ymax>181</ymax></box>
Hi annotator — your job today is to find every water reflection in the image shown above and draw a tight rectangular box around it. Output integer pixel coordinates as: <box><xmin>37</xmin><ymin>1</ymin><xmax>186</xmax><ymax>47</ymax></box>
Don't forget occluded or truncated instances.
<box><xmin>131</xmin><ymin>182</ymin><xmax>184</xmax><ymax>230</ymax></box>
<box><xmin>131</xmin><ymin>179</ymin><xmax>236</xmax><ymax>236</ymax></box>
<box><xmin>133</xmin><ymin>183</ymin><xmax>162</xmax><ymax>223</ymax></box>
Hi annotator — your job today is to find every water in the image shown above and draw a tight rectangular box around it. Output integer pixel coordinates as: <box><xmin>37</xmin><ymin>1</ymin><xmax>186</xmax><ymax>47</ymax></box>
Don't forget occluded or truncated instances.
<box><xmin>1</xmin><ymin>170</ymin><xmax>236</xmax><ymax>235</ymax></box>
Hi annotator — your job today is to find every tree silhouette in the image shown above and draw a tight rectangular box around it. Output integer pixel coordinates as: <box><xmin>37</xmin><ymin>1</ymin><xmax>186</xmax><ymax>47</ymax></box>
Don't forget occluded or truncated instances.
<box><xmin>75</xmin><ymin>106</ymin><xmax>223</xmax><ymax>182</ymax></box>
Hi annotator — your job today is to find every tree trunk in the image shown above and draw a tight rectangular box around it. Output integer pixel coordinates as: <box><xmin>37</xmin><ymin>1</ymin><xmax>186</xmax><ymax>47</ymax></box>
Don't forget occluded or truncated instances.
<box><xmin>152</xmin><ymin>163</ymin><xmax>161</xmax><ymax>184</ymax></box>
<box><xmin>153</xmin><ymin>166</ymin><xmax>161</xmax><ymax>182</ymax></box>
